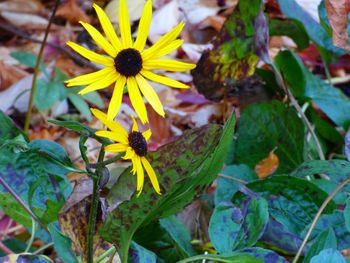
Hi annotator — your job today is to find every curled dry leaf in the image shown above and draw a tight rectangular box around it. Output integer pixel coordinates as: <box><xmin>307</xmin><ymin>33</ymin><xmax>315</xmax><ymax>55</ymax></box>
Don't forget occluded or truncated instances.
<box><xmin>254</xmin><ymin>149</ymin><xmax>279</xmax><ymax>178</ymax></box>
<box><xmin>325</xmin><ymin>0</ymin><xmax>350</xmax><ymax>50</ymax></box>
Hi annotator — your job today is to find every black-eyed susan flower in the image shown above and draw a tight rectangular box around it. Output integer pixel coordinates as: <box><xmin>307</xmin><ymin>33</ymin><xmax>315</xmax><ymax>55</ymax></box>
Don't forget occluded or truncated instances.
<box><xmin>91</xmin><ymin>108</ymin><xmax>160</xmax><ymax>195</ymax></box>
<box><xmin>66</xmin><ymin>0</ymin><xmax>196</xmax><ymax>123</ymax></box>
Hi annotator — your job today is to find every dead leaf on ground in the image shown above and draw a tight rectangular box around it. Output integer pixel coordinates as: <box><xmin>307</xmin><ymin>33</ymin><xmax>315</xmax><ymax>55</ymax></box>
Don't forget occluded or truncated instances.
<box><xmin>0</xmin><ymin>0</ymin><xmax>44</xmax><ymax>14</ymax></box>
<box><xmin>0</xmin><ymin>61</ymin><xmax>27</xmax><ymax>91</ymax></box>
<box><xmin>56</xmin><ymin>0</ymin><xmax>91</xmax><ymax>24</ymax></box>
<box><xmin>254</xmin><ymin>149</ymin><xmax>279</xmax><ymax>178</ymax></box>
<box><xmin>104</xmin><ymin>0</ymin><xmax>145</xmax><ymax>24</ymax></box>
<box><xmin>325</xmin><ymin>0</ymin><xmax>350</xmax><ymax>50</ymax></box>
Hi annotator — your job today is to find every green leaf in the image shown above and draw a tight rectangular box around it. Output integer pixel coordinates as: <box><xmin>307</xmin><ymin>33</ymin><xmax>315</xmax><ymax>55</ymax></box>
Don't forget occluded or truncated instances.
<box><xmin>100</xmin><ymin>114</ymin><xmax>235</xmax><ymax>262</ymax></box>
<box><xmin>275</xmin><ymin>50</ymin><xmax>350</xmax><ymax>128</ymax></box>
<box><xmin>214</xmin><ymin>164</ymin><xmax>257</xmax><ymax>205</ymax></box>
<box><xmin>10</xmin><ymin>51</ymin><xmax>47</xmax><ymax>75</ymax></box>
<box><xmin>129</xmin><ymin>241</ymin><xmax>157</xmax><ymax>263</ymax></box>
<box><xmin>0</xmin><ymin>193</ymin><xmax>32</xmax><ymax>227</ymax></box>
<box><xmin>344</xmin><ymin>198</ymin><xmax>350</xmax><ymax>233</ymax></box>
<box><xmin>276</xmin><ymin>0</ymin><xmax>343</xmax><ymax>55</ymax></box>
<box><xmin>178</xmin><ymin>253</ymin><xmax>264</xmax><ymax>263</ymax></box>
<box><xmin>0</xmin><ymin>111</ymin><xmax>26</xmax><ymax>145</ymax></box>
<box><xmin>48</xmin><ymin>222</ymin><xmax>78</xmax><ymax>263</ymax></box>
<box><xmin>233</xmin><ymin>100</ymin><xmax>305</xmax><ymax>173</ymax></box>
<box><xmin>310</xmin><ymin>248</ymin><xmax>346</xmax><ymax>263</ymax></box>
<box><xmin>34</xmin><ymin>79</ymin><xmax>61</xmax><ymax>111</ymax></box>
<box><xmin>269</xmin><ymin>18</ymin><xmax>309</xmax><ymax>50</ymax></box>
<box><xmin>209</xmin><ymin>197</ymin><xmax>269</xmax><ymax>253</ymax></box>
<box><xmin>291</xmin><ymin>160</ymin><xmax>350</xmax><ymax>193</ymax></box>
<box><xmin>0</xmin><ymin>254</ymin><xmax>52</xmax><ymax>262</ymax></box>
<box><xmin>67</xmin><ymin>93</ymin><xmax>92</xmax><ymax>121</ymax></box>
<box><xmin>306</xmin><ymin>211</ymin><xmax>350</xmax><ymax>250</ymax></box>
<box><xmin>241</xmin><ymin>247</ymin><xmax>289</xmax><ymax>263</ymax></box>
<box><xmin>303</xmin><ymin>228</ymin><xmax>337</xmax><ymax>263</ymax></box>
<box><xmin>159</xmin><ymin>216</ymin><xmax>195</xmax><ymax>258</ymax></box>
<box><xmin>82</xmin><ymin>91</ymin><xmax>104</xmax><ymax>108</ymax></box>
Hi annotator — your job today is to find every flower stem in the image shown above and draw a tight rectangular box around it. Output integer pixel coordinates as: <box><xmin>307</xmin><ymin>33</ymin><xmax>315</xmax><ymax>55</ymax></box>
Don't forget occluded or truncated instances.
<box><xmin>23</xmin><ymin>0</ymin><xmax>61</xmax><ymax>134</ymax></box>
<box><xmin>87</xmin><ymin>147</ymin><xmax>105</xmax><ymax>263</ymax></box>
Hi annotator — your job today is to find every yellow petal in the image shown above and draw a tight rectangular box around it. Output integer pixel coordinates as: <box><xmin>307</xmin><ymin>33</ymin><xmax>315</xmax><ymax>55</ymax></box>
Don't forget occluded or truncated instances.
<box><xmin>107</xmin><ymin>76</ymin><xmax>126</xmax><ymax>120</ymax></box>
<box><xmin>141</xmin><ymin>70</ymin><xmax>189</xmax><ymax>89</ymax></box>
<box><xmin>105</xmin><ymin>143</ymin><xmax>128</xmax><ymax>152</ymax></box>
<box><xmin>141</xmin><ymin>157</ymin><xmax>161</xmax><ymax>194</ymax></box>
<box><xmin>130</xmin><ymin>155</ymin><xmax>137</xmax><ymax>174</ymax></box>
<box><xmin>123</xmin><ymin>147</ymin><xmax>135</xmax><ymax>160</ymax></box>
<box><xmin>143</xmin><ymin>59</ymin><xmax>196</xmax><ymax>72</ymax></box>
<box><xmin>119</xmin><ymin>0</ymin><xmax>132</xmax><ymax>48</ymax></box>
<box><xmin>135</xmin><ymin>156</ymin><xmax>144</xmax><ymax>195</ymax></box>
<box><xmin>66</xmin><ymin>67</ymin><xmax>114</xmax><ymax>87</ymax></box>
<box><xmin>142</xmin><ymin>22</ymin><xmax>185</xmax><ymax>60</ymax></box>
<box><xmin>142</xmin><ymin>129</ymin><xmax>152</xmax><ymax>142</ymax></box>
<box><xmin>127</xmin><ymin>77</ymin><xmax>148</xmax><ymax>124</ymax></box>
<box><xmin>134</xmin><ymin>0</ymin><xmax>152</xmax><ymax>51</ymax></box>
<box><xmin>93</xmin><ymin>3</ymin><xmax>123</xmax><ymax>51</ymax></box>
<box><xmin>67</xmin><ymin>41</ymin><xmax>114</xmax><ymax>66</ymax></box>
<box><xmin>131</xmin><ymin>116</ymin><xmax>139</xmax><ymax>132</ymax></box>
<box><xmin>135</xmin><ymin>74</ymin><xmax>164</xmax><ymax>117</ymax></box>
<box><xmin>91</xmin><ymin>108</ymin><xmax>129</xmax><ymax>138</ymax></box>
<box><xmin>149</xmin><ymin>39</ymin><xmax>184</xmax><ymax>59</ymax></box>
<box><xmin>80</xmin><ymin>21</ymin><xmax>117</xmax><ymax>57</ymax></box>
<box><xmin>96</xmin><ymin>130</ymin><xmax>128</xmax><ymax>145</ymax></box>
<box><xmin>78</xmin><ymin>72</ymin><xmax>118</xmax><ymax>95</ymax></box>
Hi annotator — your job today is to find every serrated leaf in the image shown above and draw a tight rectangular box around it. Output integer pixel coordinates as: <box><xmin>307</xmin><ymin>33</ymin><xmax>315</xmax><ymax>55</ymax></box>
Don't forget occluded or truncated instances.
<box><xmin>310</xmin><ymin>248</ymin><xmax>346</xmax><ymax>263</ymax></box>
<box><xmin>209</xmin><ymin>197</ymin><xmax>269</xmax><ymax>253</ymax></box>
<box><xmin>303</xmin><ymin>228</ymin><xmax>337</xmax><ymax>263</ymax></box>
<box><xmin>234</xmin><ymin>100</ymin><xmax>305</xmax><ymax>173</ymax></box>
<box><xmin>100</xmin><ymin>114</ymin><xmax>235</xmax><ymax>262</ymax></box>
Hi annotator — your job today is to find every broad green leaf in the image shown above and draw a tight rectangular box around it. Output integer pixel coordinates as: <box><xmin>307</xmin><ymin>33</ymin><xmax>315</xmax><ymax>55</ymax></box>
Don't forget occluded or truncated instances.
<box><xmin>241</xmin><ymin>247</ymin><xmax>289</xmax><ymax>263</ymax></box>
<box><xmin>159</xmin><ymin>216</ymin><xmax>195</xmax><ymax>258</ymax></box>
<box><xmin>209</xmin><ymin>197</ymin><xmax>269</xmax><ymax>253</ymax></box>
<box><xmin>233</xmin><ymin>100</ymin><xmax>305</xmax><ymax>173</ymax></box>
<box><xmin>214</xmin><ymin>164</ymin><xmax>257</xmax><ymax>205</ymax></box>
<box><xmin>303</xmin><ymin>228</ymin><xmax>337</xmax><ymax>263</ymax></box>
<box><xmin>310</xmin><ymin>248</ymin><xmax>346</xmax><ymax>263</ymax></box>
<box><xmin>34</xmin><ymin>79</ymin><xmax>61</xmax><ymax>111</ymax></box>
<box><xmin>276</xmin><ymin>0</ymin><xmax>343</xmax><ymax>55</ymax></box>
<box><xmin>67</xmin><ymin>93</ymin><xmax>92</xmax><ymax>121</ymax></box>
<box><xmin>275</xmin><ymin>50</ymin><xmax>350</xmax><ymax>128</ymax></box>
<box><xmin>130</xmin><ymin>241</ymin><xmax>156</xmax><ymax>263</ymax></box>
<box><xmin>344</xmin><ymin>198</ymin><xmax>350</xmax><ymax>233</ymax></box>
<box><xmin>311</xmin><ymin>179</ymin><xmax>347</xmax><ymax>205</ymax></box>
<box><xmin>100</xmin><ymin>114</ymin><xmax>235</xmax><ymax>262</ymax></box>
<box><xmin>0</xmin><ymin>111</ymin><xmax>26</xmax><ymax>145</ymax></box>
<box><xmin>0</xmin><ymin>193</ymin><xmax>32</xmax><ymax>227</ymax></box>
<box><xmin>291</xmin><ymin>160</ymin><xmax>350</xmax><ymax>193</ymax></box>
<box><xmin>10</xmin><ymin>51</ymin><xmax>47</xmax><ymax>76</ymax></box>
<box><xmin>306</xmin><ymin>211</ymin><xmax>350</xmax><ymax>250</ymax></box>
<box><xmin>48</xmin><ymin>222</ymin><xmax>77</xmax><ymax>263</ymax></box>
<box><xmin>178</xmin><ymin>253</ymin><xmax>263</xmax><ymax>263</ymax></box>
<box><xmin>0</xmin><ymin>239</ymin><xmax>27</xmax><ymax>257</ymax></box>
<box><xmin>269</xmin><ymin>18</ymin><xmax>309</xmax><ymax>50</ymax></box>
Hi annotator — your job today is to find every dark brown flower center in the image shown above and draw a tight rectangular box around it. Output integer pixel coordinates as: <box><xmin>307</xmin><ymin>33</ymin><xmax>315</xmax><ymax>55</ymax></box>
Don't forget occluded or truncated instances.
<box><xmin>128</xmin><ymin>131</ymin><xmax>147</xmax><ymax>156</ymax></box>
<box><xmin>114</xmin><ymin>48</ymin><xmax>143</xmax><ymax>77</ymax></box>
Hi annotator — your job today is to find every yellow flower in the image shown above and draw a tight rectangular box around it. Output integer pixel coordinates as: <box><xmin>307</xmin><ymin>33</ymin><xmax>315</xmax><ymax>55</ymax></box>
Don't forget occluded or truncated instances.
<box><xmin>66</xmin><ymin>0</ymin><xmax>196</xmax><ymax>123</ymax></box>
<box><xmin>91</xmin><ymin>108</ymin><xmax>161</xmax><ymax>195</ymax></box>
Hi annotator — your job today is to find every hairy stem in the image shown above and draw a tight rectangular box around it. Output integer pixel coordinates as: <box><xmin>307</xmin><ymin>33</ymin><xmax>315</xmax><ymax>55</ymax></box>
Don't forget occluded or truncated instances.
<box><xmin>87</xmin><ymin>147</ymin><xmax>105</xmax><ymax>263</ymax></box>
<box><xmin>23</xmin><ymin>0</ymin><xmax>61</xmax><ymax>134</ymax></box>
<box><xmin>292</xmin><ymin>175</ymin><xmax>350</xmax><ymax>263</ymax></box>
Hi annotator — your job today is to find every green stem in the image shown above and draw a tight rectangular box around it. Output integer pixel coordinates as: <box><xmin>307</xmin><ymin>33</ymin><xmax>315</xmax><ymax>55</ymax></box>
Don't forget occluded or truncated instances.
<box><xmin>23</xmin><ymin>0</ymin><xmax>61</xmax><ymax>134</ymax></box>
<box><xmin>292</xmin><ymin>175</ymin><xmax>350</xmax><ymax>263</ymax></box>
<box><xmin>95</xmin><ymin>246</ymin><xmax>116</xmax><ymax>263</ymax></box>
<box><xmin>177</xmin><ymin>254</ymin><xmax>233</xmax><ymax>263</ymax></box>
<box><xmin>24</xmin><ymin>218</ymin><xmax>37</xmax><ymax>252</ymax></box>
<box><xmin>87</xmin><ymin>147</ymin><xmax>105</xmax><ymax>263</ymax></box>
<box><xmin>89</xmin><ymin>153</ymin><xmax>122</xmax><ymax>168</ymax></box>
<box><xmin>33</xmin><ymin>242</ymin><xmax>54</xmax><ymax>255</ymax></box>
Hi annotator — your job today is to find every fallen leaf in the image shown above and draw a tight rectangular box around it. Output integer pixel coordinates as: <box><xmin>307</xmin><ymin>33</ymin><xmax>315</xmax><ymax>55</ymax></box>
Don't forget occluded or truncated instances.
<box><xmin>0</xmin><ymin>61</ymin><xmax>27</xmax><ymax>91</ymax></box>
<box><xmin>56</xmin><ymin>0</ymin><xmax>91</xmax><ymax>24</ymax></box>
<box><xmin>254</xmin><ymin>149</ymin><xmax>279</xmax><ymax>178</ymax></box>
<box><xmin>0</xmin><ymin>11</ymin><xmax>49</xmax><ymax>29</ymax></box>
<box><xmin>104</xmin><ymin>0</ymin><xmax>145</xmax><ymax>24</ymax></box>
<box><xmin>0</xmin><ymin>0</ymin><xmax>44</xmax><ymax>14</ymax></box>
<box><xmin>325</xmin><ymin>0</ymin><xmax>350</xmax><ymax>50</ymax></box>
